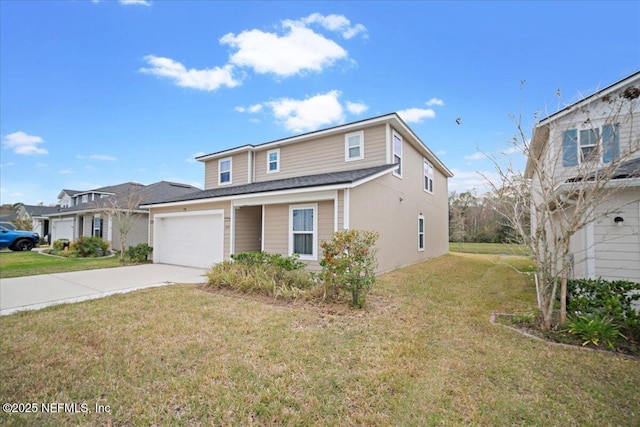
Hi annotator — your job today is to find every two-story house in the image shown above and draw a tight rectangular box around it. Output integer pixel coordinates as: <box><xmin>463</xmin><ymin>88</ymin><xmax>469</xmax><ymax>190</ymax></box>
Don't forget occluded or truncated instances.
<box><xmin>47</xmin><ymin>181</ymin><xmax>199</xmax><ymax>251</ymax></box>
<box><xmin>525</xmin><ymin>71</ymin><xmax>640</xmax><ymax>283</ymax></box>
<box><xmin>144</xmin><ymin>113</ymin><xmax>453</xmax><ymax>272</ymax></box>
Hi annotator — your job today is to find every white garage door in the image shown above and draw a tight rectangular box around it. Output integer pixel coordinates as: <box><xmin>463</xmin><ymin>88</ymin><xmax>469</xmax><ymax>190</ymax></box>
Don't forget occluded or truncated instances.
<box><xmin>153</xmin><ymin>210</ymin><xmax>224</xmax><ymax>268</ymax></box>
<box><xmin>52</xmin><ymin>218</ymin><xmax>74</xmax><ymax>241</ymax></box>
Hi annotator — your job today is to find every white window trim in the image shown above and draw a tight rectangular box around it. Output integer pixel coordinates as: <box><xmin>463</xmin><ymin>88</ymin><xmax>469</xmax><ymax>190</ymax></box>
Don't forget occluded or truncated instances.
<box><xmin>418</xmin><ymin>214</ymin><xmax>425</xmax><ymax>251</ymax></box>
<box><xmin>344</xmin><ymin>131</ymin><xmax>364</xmax><ymax>162</ymax></box>
<box><xmin>578</xmin><ymin>128</ymin><xmax>601</xmax><ymax>164</ymax></box>
<box><xmin>423</xmin><ymin>158</ymin><xmax>434</xmax><ymax>194</ymax></box>
<box><xmin>392</xmin><ymin>131</ymin><xmax>403</xmax><ymax>178</ymax></box>
<box><xmin>267</xmin><ymin>148</ymin><xmax>280</xmax><ymax>174</ymax></box>
<box><xmin>218</xmin><ymin>157</ymin><xmax>232</xmax><ymax>186</ymax></box>
<box><xmin>288</xmin><ymin>203</ymin><xmax>318</xmax><ymax>261</ymax></box>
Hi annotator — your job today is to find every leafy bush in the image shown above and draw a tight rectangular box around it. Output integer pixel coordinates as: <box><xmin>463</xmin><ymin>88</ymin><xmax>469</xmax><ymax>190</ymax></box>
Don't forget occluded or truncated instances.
<box><xmin>567</xmin><ymin>315</ymin><xmax>626</xmax><ymax>349</ymax></box>
<box><xmin>126</xmin><ymin>243</ymin><xmax>153</xmax><ymax>263</ymax></box>
<box><xmin>320</xmin><ymin>229</ymin><xmax>379</xmax><ymax>308</ymax></box>
<box><xmin>231</xmin><ymin>251</ymin><xmax>306</xmax><ymax>271</ymax></box>
<box><xmin>52</xmin><ymin>239</ymin><xmax>70</xmax><ymax>251</ymax></box>
<box><xmin>206</xmin><ymin>259</ymin><xmax>316</xmax><ymax>300</ymax></box>
<box><xmin>70</xmin><ymin>236</ymin><xmax>109</xmax><ymax>258</ymax></box>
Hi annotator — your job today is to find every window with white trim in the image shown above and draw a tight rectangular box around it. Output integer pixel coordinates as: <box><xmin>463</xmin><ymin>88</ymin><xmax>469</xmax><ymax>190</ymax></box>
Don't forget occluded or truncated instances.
<box><xmin>81</xmin><ymin>194</ymin><xmax>88</xmax><ymax>203</ymax></box>
<box><xmin>418</xmin><ymin>214</ymin><xmax>425</xmax><ymax>251</ymax></box>
<box><xmin>561</xmin><ymin>123</ymin><xmax>619</xmax><ymax>166</ymax></box>
<box><xmin>393</xmin><ymin>132</ymin><xmax>403</xmax><ymax>177</ymax></box>
<box><xmin>289</xmin><ymin>204</ymin><xmax>317</xmax><ymax>260</ymax></box>
<box><xmin>345</xmin><ymin>131</ymin><xmax>364</xmax><ymax>161</ymax></box>
<box><xmin>423</xmin><ymin>159</ymin><xmax>434</xmax><ymax>193</ymax></box>
<box><xmin>267</xmin><ymin>149</ymin><xmax>280</xmax><ymax>173</ymax></box>
<box><xmin>219</xmin><ymin>158</ymin><xmax>232</xmax><ymax>185</ymax></box>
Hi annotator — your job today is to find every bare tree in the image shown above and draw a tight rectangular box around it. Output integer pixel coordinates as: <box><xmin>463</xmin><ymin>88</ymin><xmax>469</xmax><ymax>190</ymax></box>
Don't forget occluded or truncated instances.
<box><xmin>488</xmin><ymin>78</ymin><xmax>640</xmax><ymax>329</ymax></box>
<box><xmin>98</xmin><ymin>184</ymin><xmax>149</xmax><ymax>263</ymax></box>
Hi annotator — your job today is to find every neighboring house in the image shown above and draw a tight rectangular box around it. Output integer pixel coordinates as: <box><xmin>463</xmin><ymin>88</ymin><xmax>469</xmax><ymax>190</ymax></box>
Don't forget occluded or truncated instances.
<box><xmin>16</xmin><ymin>204</ymin><xmax>60</xmax><ymax>241</ymax></box>
<box><xmin>144</xmin><ymin>113</ymin><xmax>453</xmax><ymax>272</ymax></box>
<box><xmin>526</xmin><ymin>71</ymin><xmax>640</xmax><ymax>282</ymax></box>
<box><xmin>47</xmin><ymin>181</ymin><xmax>200</xmax><ymax>250</ymax></box>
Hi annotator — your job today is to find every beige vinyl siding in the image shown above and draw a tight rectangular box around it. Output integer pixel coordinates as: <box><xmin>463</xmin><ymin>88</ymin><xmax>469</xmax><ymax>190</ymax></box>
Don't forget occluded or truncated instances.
<box><xmin>262</xmin><ymin>200</ymin><xmax>335</xmax><ymax>271</ymax></box>
<box><xmin>234</xmin><ymin>205</ymin><xmax>262</xmax><ymax>253</ymax></box>
<box><xmin>111</xmin><ymin>214</ymin><xmax>149</xmax><ymax>251</ymax></box>
<box><xmin>149</xmin><ymin>201</ymin><xmax>232</xmax><ymax>261</ymax></box>
<box><xmin>350</xmin><ymin>140</ymin><xmax>449</xmax><ymax>273</ymax></box>
<box><xmin>254</xmin><ymin>125</ymin><xmax>387</xmax><ymax>182</ymax></box>
<box><xmin>203</xmin><ymin>152</ymin><xmax>250</xmax><ymax>190</ymax></box>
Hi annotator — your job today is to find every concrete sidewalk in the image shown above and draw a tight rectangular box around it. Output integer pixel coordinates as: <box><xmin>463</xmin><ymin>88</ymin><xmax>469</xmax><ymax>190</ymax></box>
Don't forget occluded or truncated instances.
<box><xmin>0</xmin><ymin>264</ymin><xmax>207</xmax><ymax>316</ymax></box>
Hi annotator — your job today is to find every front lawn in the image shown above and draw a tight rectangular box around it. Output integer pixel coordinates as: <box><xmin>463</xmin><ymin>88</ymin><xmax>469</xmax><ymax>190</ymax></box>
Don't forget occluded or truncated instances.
<box><xmin>1</xmin><ymin>253</ymin><xmax>638</xmax><ymax>425</ymax></box>
<box><xmin>0</xmin><ymin>251</ymin><xmax>123</xmax><ymax>279</ymax></box>
<box><xmin>449</xmin><ymin>241</ymin><xmax>531</xmax><ymax>256</ymax></box>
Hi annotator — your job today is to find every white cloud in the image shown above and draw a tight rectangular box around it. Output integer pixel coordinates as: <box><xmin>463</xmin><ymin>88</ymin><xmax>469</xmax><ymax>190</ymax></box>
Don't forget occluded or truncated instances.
<box><xmin>235</xmin><ymin>104</ymin><xmax>262</xmax><ymax>114</ymax></box>
<box><xmin>89</xmin><ymin>154</ymin><xmax>116</xmax><ymax>161</ymax></box>
<box><xmin>397</xmin><ymin>108</ymin><xmax>436</xmax><ymax>123</ymax></box>
<box><xmin>464</xmin><ymin>152</ymin><xmax>486</xmax><ymax>161</ymax></box>
<box><xmin>220</xmin><ymin>21</ymin><xmax>348</xmax><ymax>77</ymax></box>
<box><xmin>346</xmin><ymin>101</ymin><xmax>368</xmax><ymax>115</ymax></box>
<box><xmin>436</xmin><ymin>150</ymin><xmax>447</xmax><ymax>156</ymax></box>
<box><xmin>2</xmin><ymin>131</ymin><xmax>48</xmax><ymax>155</ymax></box>
<box><xmin>426</xmin><ymin>97</ymin><xmax>444</xmax><ymax>107</ymax></box>
<box><xmin>187</xmin><ymin>152</ymin><xmax>205</xmax><ymax>163</ymax></box>
<box><xmin>300</xmin><ymin>13</ymin><xmax>367</xmax><ymax>39</ymax></box>
<box><xmin>448</xmin><ymin>169</ymin><xmax>500</xmax><ymax>194</ymax></box>
<box><xmin>119</xmin><ymin>0</ymin><xmax>151</xmax><ymax>5</ymax></box>
<box><xmin>140</xmin><ymin>55</ymin><xmax>240</xmax><ymax>92</ymax></box>
<box><xmin>58</xmin><ymin>169</ymin><xmax>74</xmax><ymax>174</ymax></box>
<box><xmin>266</xmin><ymin>90</ymin><xmax>344</xmax><ymax>132</ymax></box>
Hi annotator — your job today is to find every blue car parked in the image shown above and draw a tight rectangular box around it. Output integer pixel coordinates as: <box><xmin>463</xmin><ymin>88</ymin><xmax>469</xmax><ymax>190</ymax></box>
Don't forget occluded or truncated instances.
<box><xmin>0</xmin><ymin>225</ymin><xmax>39</xmax><ymax>251</ymax></box>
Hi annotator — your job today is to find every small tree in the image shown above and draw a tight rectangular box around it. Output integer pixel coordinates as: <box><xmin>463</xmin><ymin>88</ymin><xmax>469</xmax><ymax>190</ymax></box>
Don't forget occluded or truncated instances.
<box><xmin>97</xmin><ymin>184</ymin><xmax>148</xmax><ymax>263</ymax></box>
<box><xmin>320</xmin><ymin>229</ymin><xmax>379</xmax><ymax>308</ymax></box>
<box><xmin>487</xmin><ymin>81</ymin><xmax>640</xmax><ymax>329</ymax></box>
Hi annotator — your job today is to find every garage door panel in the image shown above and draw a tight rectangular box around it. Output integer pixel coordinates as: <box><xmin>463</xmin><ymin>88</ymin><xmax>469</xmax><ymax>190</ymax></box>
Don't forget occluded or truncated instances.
<box><xmin>52</xmin><ymin>219</ymin><xmax>74</xmax><ymax>241</ymax></box>
<box><xmin>154</xmin><ymin>212</ymin><xmax>223</xmax><ymax>269</ymax></box>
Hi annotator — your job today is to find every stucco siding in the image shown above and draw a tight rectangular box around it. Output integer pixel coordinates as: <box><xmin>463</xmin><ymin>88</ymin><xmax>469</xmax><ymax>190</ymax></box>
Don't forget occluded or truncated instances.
<box><xmin>349</xmin><ymin>141</ymin><xmax>449</xmax><ymax>273</ymax></box>
<box><xmin>254</xmin><ymin>125</ymin><xmax>387</xmax><ymax>182</ymax></box>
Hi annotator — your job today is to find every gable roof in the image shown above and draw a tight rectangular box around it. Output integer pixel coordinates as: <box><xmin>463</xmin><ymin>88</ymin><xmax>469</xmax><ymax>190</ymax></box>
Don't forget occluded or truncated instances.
<box><xmin>48</xmin><ymin>181</ymin><xmax>200</xmax><ymax>216</ymax></box>
<box><xmin>20</xmin><ymin>205</ymin><xmax>59</xmax><ymax>217</ymax></box>
<box><xmin>525</xmin><ymin>70</ymin><xmax>640</xmax><ymax>178</ymax></box>
<box><xmin>195</xmin><ymin>113</ymin><xmax>453</xmax><ymax>178</ymax></box>
<box><xmin>144</xmin><ymin>164</ymin><xmax>398</xmax><ymax>207</ymax></box>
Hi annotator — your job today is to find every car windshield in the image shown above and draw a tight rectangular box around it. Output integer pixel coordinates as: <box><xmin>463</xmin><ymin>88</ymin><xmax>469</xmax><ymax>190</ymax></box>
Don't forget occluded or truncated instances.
<box><xmin>0</xmin><ymin>222</ymin><xmax>17</xmax><ymax>230</ymax></box>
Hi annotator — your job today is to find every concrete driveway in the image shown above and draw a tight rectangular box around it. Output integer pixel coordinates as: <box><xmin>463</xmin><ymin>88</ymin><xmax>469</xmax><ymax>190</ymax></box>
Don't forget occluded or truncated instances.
<box><xmin>0</xmin><ymin>264</ymin><xmax>207</xmax><ymax>316</ymax></box>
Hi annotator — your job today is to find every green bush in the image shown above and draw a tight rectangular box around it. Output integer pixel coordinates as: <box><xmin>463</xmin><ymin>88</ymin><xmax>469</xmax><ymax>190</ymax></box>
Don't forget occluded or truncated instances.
<box><xmin>567</xmin><ymin>315</ymin><xmax>626</xmax><ymax>350</ymax></box>
<box><xmin>206</xmin><ymin>259</ymin><xmax>316</xmax><ymax>300</ymax></box>
<box><xmin>320</xmin><ymin>229</ymin><xmax>379</xmax><ymax>308</ymax></box>
<box><xmin>52</xmin><ymin>239</ymin><xmax>70</xmax><ymax>251</ymax></box>
<box><xmin>126</xmin><ymin>243</ymin><xmax>153</xmax><ymax>263</ymax></box>
<box><xmin>231</xmin><ymin>251</ymin><xmax>306</xmax><ymax>271</ymax></box>
<box><xmin>70</xmin><ymin>236</ymin><xmax>109</xmax><ymax>258</ymax></box>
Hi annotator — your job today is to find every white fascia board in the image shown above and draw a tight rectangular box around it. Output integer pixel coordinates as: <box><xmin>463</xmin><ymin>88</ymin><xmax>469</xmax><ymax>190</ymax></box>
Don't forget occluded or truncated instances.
<box><xmin>196</xmin><ymin>145</ymin><xmax>254</xmax><ymax>163</ymax></box>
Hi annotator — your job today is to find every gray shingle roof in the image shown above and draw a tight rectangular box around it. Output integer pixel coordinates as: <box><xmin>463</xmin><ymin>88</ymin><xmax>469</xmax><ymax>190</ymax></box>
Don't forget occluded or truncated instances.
<box><xmin>147</xmin><ymin>164</ymin><xmax>397</xmax><ymax>205</ymax></box>
<box><xmin>22</xmin><ymin>205</ymin><xmax>60</xmax><ymax>217</ymax></box>
<box><xmin>566</xmin><ymin>157</ymin><xmax>640</xmax><ymax>183</ymax></box>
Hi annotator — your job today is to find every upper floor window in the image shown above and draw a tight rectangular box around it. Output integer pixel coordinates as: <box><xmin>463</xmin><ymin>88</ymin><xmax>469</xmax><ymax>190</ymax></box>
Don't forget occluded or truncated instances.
<box><xmin>345</xmin><ymin>131</ymin><xmax>364</xmax><ymax>161</ymax></box>
<box><xmin>81</xmin><ymin>194</ymin><xmax>88</xmax><ymax>203</ymax></box>
<box><xmin>393</xmin><ymin>132</ymin><xmax>403</xmax><ymax>177</ymax></box>
<box><xmin>562</xmin><ymin>123</ymin><xmax>619</xmax><ymax>167</ymax></box>
<box><xmin>267</xmin><ymin>149</ymin><xmax>280</xmax><ymax>173</ymax></box>
<box><xmin>219</xmin><ymin>158</ymin><xmax>232</xmax><ymax>185</ymax></box>
<box><xmin>424</xmin><ymin>159</ymin><xmax>434</xmax><ymax>193</ymax></box>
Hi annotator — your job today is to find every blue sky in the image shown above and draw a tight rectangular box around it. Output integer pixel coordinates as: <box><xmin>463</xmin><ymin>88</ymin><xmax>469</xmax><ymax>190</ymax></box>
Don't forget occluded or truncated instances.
<box><xmin>1</xmin><ymin>0</ymin><xmax>639</xmax><ymax>205</ymax></box>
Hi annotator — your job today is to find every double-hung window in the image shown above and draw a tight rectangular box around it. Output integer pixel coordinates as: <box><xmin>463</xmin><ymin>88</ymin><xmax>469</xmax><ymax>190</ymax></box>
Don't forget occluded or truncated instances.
<box><xmin>345</xmin><ymin>131</ymin><xmax>364</xmax><ymax>161</ymax></box>
<box><xmin>561</xmin><ymin>123</ymin><xmax>619</xmax><ymax>166</ymax></box>
<box><xmin>418</xmin><ymin>214</ymin><xmax>425</xmax><ymax>251</ymax></box>
<box><xmin>423</xmin><ymin>159</ymin><xmax>434</xmax><ymax>193</ymax></box>
<box><xmin>219</xmin><ymin>158</ymin><xmax>232</xmax><ymax>185</ymax></box>
<box><xmin>267</xmin><ymin>149</ymin><xmax>280</xmax><ymax>173</ymax></box>
<box><xmin>289</xmin><ymin>204</ymin><xmax>317</xmax><ymax>260</ymax></box>
<box><xmin>393</xmin><ymin>132</ymin><xmax>403</xmax><ymax>177</ymax></box>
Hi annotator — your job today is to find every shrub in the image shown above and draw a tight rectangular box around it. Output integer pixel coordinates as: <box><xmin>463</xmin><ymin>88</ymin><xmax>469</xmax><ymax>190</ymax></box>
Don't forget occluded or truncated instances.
<box><xmin>52</xmin><ymin>239</ymin><xmax>70</xmax><ymax>251</ymax></box>
<box><xmin>206</xmin><ymin>259</ymin><xmax>315</xmax><ymax>300</ymax></box>
<box><xmin>126</xmin><ymin>243</ymin><xmax>153</xmax><ymax>263</ymax></box>
<box><xmin>231</xmin><ymin>251</ymin><xmax>306</xmax><ymax>271</ymax></box>
<box><xmin>70</xmin><ymin>236</ymin><xmax>109</xmax><ymax>258</ymax></box>
<box><xmin>567</xmin><ymin>314</ymin><xmax>626</xmax><ymax>350</ymax></box>
<box><xmin>320</xmin><ymin>229</ymin><xmax>379</xmax><ymax>308</ymax></box>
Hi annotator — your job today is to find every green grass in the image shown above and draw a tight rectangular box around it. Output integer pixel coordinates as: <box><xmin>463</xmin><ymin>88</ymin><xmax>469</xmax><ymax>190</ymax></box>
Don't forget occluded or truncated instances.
<box><xmin>0</xmin><ymin>251</ymin><xmax>123</xmax><ymax>279</ymax></box>
<box><xmin>1</xmin><ymin>253</ymin><xmax>638</xmax><ymax>426</ymax></box>
<box><xmin>449</xmin><ymin>241</ymin><xmax>531</xmax><ymax>256</ymax></box>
